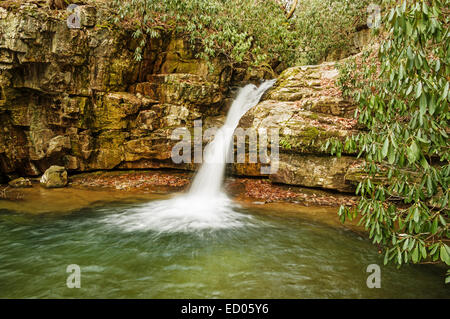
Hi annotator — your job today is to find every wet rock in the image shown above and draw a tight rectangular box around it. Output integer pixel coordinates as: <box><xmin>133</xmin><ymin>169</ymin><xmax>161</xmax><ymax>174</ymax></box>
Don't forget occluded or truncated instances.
<box><xmin>269</xmin><ymin>153</ymin><xmax>360</xmax><ymax>193</ymax></box>
<box><xmin>63</xmin><ymin>155</ymin><xmax>80</xmax><ymax>170</ymax></box>
<box><xmin>0</xmin><ymin>3</ymin><xmax>234</xmax><ymax>178</ymax></box>
<box><xmin>8</xmin><ymin>177</ymin><xmax>32</xmax><ymax>188</ymax></box>
<box><xmin>89</xmin><ymin>131</ymin><xmax>126</xmax><ymax>170</ymax></box>
<box><xmin>40</xmin><ymin>165</ymin><xmax>68</xmax><ymax>188</ymax></box>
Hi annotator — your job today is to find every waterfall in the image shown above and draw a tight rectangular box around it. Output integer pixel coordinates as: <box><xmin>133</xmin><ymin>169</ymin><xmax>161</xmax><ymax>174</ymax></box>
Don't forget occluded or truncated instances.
<box><xmin>103</xmin><ymin>80</ymin><xmax>275</xmax><ymax>233</ymax></box>
<box><xmin>188</xmin><ymin>80</ymin><xmax>276</xmax><ymax>198</ymax></box>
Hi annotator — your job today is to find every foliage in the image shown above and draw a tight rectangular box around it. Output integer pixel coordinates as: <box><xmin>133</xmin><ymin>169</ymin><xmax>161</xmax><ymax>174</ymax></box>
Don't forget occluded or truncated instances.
<box><xmin>110</xmin><ymin>0</ymin><xmax>297</xmax><ymax>70</ymax></box>
<box><xmin>110</xmin><ymin>0</ymin><xmax>377</xmax><ymax>69</ymax></box>
<box><xmin>280</xmin><ymin>138</ymin><xmax>293</xmax><ymax>150</ymax></box>
<box><xmin>292</xmin><ymin>0</ymin><xmax>380</xmax><ymax>64</ymax></box>
<box><xmin>329</xmin><ymin>0</ymin><xmax>449</xmax><ymax>281</ymax></box>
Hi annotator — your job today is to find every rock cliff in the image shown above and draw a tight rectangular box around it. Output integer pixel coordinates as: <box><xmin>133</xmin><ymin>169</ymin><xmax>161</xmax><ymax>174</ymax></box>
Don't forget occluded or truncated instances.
<box><xmin>0</xmin><ymin>2</ymin><xmax>362</xmax><ymax>193</ymax></box>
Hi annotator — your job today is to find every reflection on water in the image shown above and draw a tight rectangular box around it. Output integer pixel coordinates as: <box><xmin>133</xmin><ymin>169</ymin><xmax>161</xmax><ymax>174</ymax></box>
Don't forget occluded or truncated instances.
<box><xmin>0</xmin><ymin>200</ymin><xmax>448</xmax><ymax>298</ymax></box>
<box><xmin>0</xmin><ymin>185</ymin><xmax>169</xmax><ymax>214</ymax></box>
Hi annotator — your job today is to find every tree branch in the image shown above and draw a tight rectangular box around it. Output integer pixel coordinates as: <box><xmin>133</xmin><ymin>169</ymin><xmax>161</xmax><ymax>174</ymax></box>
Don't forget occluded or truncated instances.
<box><xmin>286</xmin><ymin>0</ymin><xmax>298</xmax><ymax>19</ymax></box>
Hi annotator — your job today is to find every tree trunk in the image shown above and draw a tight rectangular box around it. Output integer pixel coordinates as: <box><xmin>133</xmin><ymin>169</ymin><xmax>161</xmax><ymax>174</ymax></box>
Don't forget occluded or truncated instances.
<box><xmin>286</xmin><ymin>0</ymin><xmax>298</xmax><ymax>19</ymax></box>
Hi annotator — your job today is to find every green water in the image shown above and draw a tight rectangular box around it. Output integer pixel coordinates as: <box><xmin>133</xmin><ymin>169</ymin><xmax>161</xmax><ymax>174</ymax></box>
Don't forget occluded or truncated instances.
<box><xmin>0</xmin><ymin>200</ymin><xmax>448</xmax><ymax>298</ymax></box>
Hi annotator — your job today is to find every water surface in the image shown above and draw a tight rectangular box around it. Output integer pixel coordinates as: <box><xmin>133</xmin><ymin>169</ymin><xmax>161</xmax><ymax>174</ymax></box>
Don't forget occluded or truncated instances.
<box><xmin>0</xmin><ymin>200</ymin><xmax>448</xmax><ymax>298</ymax></box>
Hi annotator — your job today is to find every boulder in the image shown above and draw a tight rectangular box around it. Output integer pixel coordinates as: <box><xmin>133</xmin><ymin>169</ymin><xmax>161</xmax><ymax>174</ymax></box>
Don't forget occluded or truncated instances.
<box><xmin>40</xmin><ymin>166</ymin><xmax>68</xmax><ymax>188</ymax></box>
<box><xmin>269</xmin><ymin>153</ymin><xmax>360</xmax><ymax>193</ymax></box>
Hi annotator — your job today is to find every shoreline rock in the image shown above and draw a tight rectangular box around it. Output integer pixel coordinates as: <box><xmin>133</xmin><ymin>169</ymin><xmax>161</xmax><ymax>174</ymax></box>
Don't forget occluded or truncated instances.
<box><xmin>40</xmin><ymin>165</ymin><xmax>68</xmax><ymax>188</ymax></box>
<box><xmin>8</xmin><ymin>177</ymin><xmax>32</xmax><ymax>188</ymax></box>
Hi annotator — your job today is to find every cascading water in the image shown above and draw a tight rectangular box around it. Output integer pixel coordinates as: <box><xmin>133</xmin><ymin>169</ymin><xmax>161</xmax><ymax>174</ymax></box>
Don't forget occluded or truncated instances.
<box><xmin>103</xmin><ymin>80</ymin><xmax>275</xmax><ymax>233</ymax></box>
<box><xmin>189</xmin><ymin>79</ymin><xmax>276</xmax><ymax>198</ymax></box>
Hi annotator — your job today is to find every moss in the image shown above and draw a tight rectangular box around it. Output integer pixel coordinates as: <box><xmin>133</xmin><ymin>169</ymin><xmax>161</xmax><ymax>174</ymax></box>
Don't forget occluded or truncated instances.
<box><xmin>89</xmin><ymin>131</ymin><xmax>127</xmax><ymax>169</ymax></box>
<box><xmin>305</xmin><ymin>113</ymin><xmax>319</xmax><ymax>120</ymax></box>
<box><xmin>277</xmin><ymin>124</ymin><xmax>349</xmax><ymax>155</ymax></box>
<box><xmin>108</xmin><ymin>58</ymin><xmax>130</xmax><ymax>87</ymax></box>
<box><xmin>267</xmin><ymin>67</ymin><xmax>302</xmax><ymax>97</ymax></box>
<box><xmin>318</xmin><ymin>129</ymin><xmax>343</xmax><ymax>140</ymax></box>
<box><xmin>278</xmin><ymin>67</ymin><xmax>302</xmax><ymax>82</ymax></box>
<box><xmin>301</xmin><ymin>126</ymin><xmax>320</xmax><ymax>138</ymax></box>
<box><xmin>280</xmin><ymin>138</ymin><xmax>292</xmax><ymax>150</ymax></box>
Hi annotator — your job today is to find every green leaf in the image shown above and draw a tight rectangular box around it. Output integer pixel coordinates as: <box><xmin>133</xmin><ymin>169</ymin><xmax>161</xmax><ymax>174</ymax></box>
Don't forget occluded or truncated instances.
<box><xmin>429</xmin><ymin>95</ymin><xmax>436</xmax><ymax>115</ymax></box>
<box><xmin>408</xmin><ymin>238</ymin><xmax>416</xmax><ymax>251</ymax></box>
<box><xmin>412</xmin><ymin>246</ymin><xmax>419</xmax><ymax>263</ymax></box>
<box><xmin>426</xmin><ymin>175</ymin><xmax>433</xmax><ymax>195</ymax></box>
<box><xmin>420</xmin><ymin>157</ymin><xmax>429</xmax><ymax>169</ymax></box>
<box><xmin>382</xmin><ymin>138</ymin><xmax>389</xmax><ymax>159</ymax></box>
<box><xmin>388</xmin><ymin>147</ymin><xmax>396</xmax><ymax>164</ymax></box>
<box><xmin>422</xmin><ymin>2</ymin><xmax>428</xmax><ymax>15</ymax></box>
<box><xmin>439</xmin><ymin>215</ymin><xmax>447</xmax><ymax>226</ymax></box>
<box><xmin>402</xmin><ymin>238</ymin><xmax>410</xmax><ymax>251</ymax></box>
<box><xmin>413</xmin><ymin>207</ymin><xmax>420</xmax><ymax>223</ymax></box>
<box><xmin>440</xmin><ymin>245</ymin><xmax>450</xmax><ymax>265</ymax></box>
<box><xmin>430</xmin><ymin>244</ymin><xmax>439</xmax><ymax>255</ymax></box>
<box><xmin>420</xmin><ymin>245</ymin><xmax>427</xmax><ymax>259</ymax></box>
<box><xmin>407</xmin><ymin>141</ymin><xmax>421</xmax><ymax>163</ymax></box>
<box><xmin>415</xmin><ymin>82</ymin><xmax>422</xmax><ymax>99</ymax></box>
<box><xmin>406</xmin><ymin>84</ymin><xmax>413</xmax><ymax>96</ymax></box>
<box><xmin>388</xmin><ymin>8</ymin><xmax>395</xmax><ymax>22</ymax></box>
<box><xmin>419</xmin><ymin>93</ymin><xmax>427</xmax><ymax>115</ymax></box>
<box><xmin>435</xmin><ymin>59</ymin><xmax>440</xmax><ymax>73</ymax></box>
<box><xmin>431</xmin><ymin>217</ymin><xmax>438</xmax><ymax>234</ymax></box>
<box><xmin>442</xmin><ymin>82</ymin><xmax>449</xmax><ymax>101</ymax></box>
<box><xmin>397</xmin><ymin>250</ymin><xmax>402</xmax><ymax>264</ymax></box>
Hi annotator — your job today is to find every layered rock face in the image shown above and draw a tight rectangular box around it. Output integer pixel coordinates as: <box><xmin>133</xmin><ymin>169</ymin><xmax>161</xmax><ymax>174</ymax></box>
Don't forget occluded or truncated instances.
<box><xmin>236</xmin><ymin>64</ymin><xmax>362</xmax><ymax>192</ymax></box>
<box><xmin>0</xmin><ymin>3</ymin><xmax>237</xmax><ymax>177</ymax></box>
<box><xmin>0</xmin><ymin>2</ymin><xmax>362</xmax><ymax>193</ymax></box>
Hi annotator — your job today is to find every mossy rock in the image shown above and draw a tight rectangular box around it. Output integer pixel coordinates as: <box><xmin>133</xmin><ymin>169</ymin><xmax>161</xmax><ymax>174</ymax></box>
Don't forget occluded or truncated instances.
<box><xmin>40</xmin><ymin>165</ymin><xmax>68</xmax><ymax>188</ymax></box>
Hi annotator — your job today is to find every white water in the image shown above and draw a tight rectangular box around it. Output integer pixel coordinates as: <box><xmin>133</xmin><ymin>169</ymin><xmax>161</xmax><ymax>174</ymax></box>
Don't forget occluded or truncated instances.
<box><xmin>189</xmin><ymin>79</ymin><xmax>276</xmax><ymax>198</ymax></box>
<box><xmin>104</xmin><ymin>80</ymin><xmax>275</xmax><ymax>233</ymax></box>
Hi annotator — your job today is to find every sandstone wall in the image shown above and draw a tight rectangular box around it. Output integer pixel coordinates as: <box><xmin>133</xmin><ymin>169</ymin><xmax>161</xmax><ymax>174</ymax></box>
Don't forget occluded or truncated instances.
<box><xmin>0</xmin><ymin>3</ymin><xmax>237</xmax><ymax>178</ymax></box>
<box><xmin>0</xmin><ymin>2</ymin><xmax>362</xmax><ymax>193</ymax></box>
